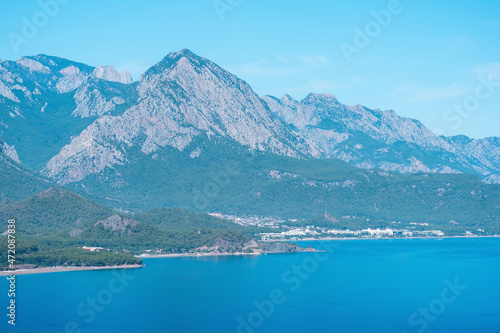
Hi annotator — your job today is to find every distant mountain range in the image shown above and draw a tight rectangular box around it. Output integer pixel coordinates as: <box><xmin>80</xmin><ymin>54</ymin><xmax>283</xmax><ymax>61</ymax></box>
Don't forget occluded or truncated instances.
<box><xmin>0</xmin><ymin>49</ymin><xmax>499</xmax><ymax>224</ymax></box>
<box><xmin>262</xmin><ymin>94</ymin><xmax>500</xmax><ymax>184</ymax></box>
<box><xmin>1</xmin><ymin>49</ymin><xmax>499</xmax><ymax>186</ymax></box>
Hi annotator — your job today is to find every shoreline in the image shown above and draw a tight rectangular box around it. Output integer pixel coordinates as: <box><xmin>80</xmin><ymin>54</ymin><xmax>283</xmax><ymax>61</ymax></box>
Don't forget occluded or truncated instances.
<box><xmin>137</xmin><ymin>252</ymin><xmax>263</xmax><ymax>259</ymax></box>
<box><xmin>291</xmin><ymin>235</ymin><xmax>500</xmax><ymax>242</ymax></box>
<box><xmin>136</xmin><ymin>236</ymin><xmax>500</xmax><ymax>259</ymax></box>
<box><xmin>137</xmin><ymin>247</ymin><xmax>324</xmax><ymax>259</ymax></box>
<box><xmin>0</xmin><ymin>264</ymin><xmax>143</xmax><ymax>276</ymax></box>
<box><xmin>2</xmin><ymin>236</ymin><xmax>497</xmax><ymax>274</ymax></box>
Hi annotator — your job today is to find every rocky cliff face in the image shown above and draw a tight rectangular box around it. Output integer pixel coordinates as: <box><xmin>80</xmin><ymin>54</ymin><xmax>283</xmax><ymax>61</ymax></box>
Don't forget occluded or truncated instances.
<box><xmin>43</xmin><ymin>49</ymin><xmax>311</xmax><ymax>183</ymax></box>
<box><xmin>262</xmin><ymin>93</ymin><xmax>500</xmax><ymax>182</ymax></box>
<box><xmin>92</xmin><ymin>65</ymin><xmax>133</xmax><ymax>84</ymax></box>
<box><xmin>0</xmin><ymin>54</ymin><xmax>135</xmax><ymax>169</ymax></box>
<box><xmin>1</xmin><ymin>50</ymin><xmax>499</xmax><ymax>185</ymax></box>
<box><xmin>0</xmin><ymin>139</ymin><xmax>20</xmax><ymax>163</ymax></box>
<box><xmin>96</xmin><ymin>215</ymin><xmax>138</xmax><ymax>235</ymax></box>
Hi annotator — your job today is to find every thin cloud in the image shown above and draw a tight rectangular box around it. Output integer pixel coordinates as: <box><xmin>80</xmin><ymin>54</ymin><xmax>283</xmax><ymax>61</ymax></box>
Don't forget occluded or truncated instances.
<box><xmin>407</xmin><ymin>83</ymin><xmax>471</xmax><ymax>102</ymax></box>
<box><xmin>275</xmin><ymin>55</ymin><xmax>293</xmax><ymax>64</ymax></box>
<box><xmin>228</xmin><ymin>55</ymin><xmax>330</xmax><ymax>79</ymax></box>
<box><xmin>386</xmin><ymin>82</ymin><xmax>420</xmax><ymax>98</ymax></box>
<box><xmin>229</xmin><ymin>59</ymin><xmax>295</xmax><ymax>77</ymax></box>
<box><xmin>297</xmin><ymin>55</ymin><xmax>329</xmax><ymax>66</ymax></box>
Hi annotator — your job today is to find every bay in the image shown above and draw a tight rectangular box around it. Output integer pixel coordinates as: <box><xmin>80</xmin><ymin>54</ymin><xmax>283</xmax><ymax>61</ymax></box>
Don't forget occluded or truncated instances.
<box><xmin>1</xmin><ymin>238</ymin><xmax>500</xmax><ymax>333</ymax></box>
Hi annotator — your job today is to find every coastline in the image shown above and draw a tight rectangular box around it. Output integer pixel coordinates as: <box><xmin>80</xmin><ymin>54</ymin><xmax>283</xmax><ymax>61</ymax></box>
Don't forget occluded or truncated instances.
<box><xmin>134</xmin><ymin>236</ymin><xmax>500</xmax><ymax>258</ymax></box>
<box><xmin>0</xmin><ymin>250</ymin><xmax>316</xmax><ymax>275</ymax></box>
<box><xmin>0</xmin><ymin>264</ymin><xmax>143</xmax><ymax>276</ymax></box>
<box><xmin>287</xmin><ymin>235</ymin><xmax>500</xmax><ymax>242</ymax></box>
<box><xmin>2</xmin><ymin>236</ymin><xmax>497</xmax><ymax>275</ymax></box>
<box><xmin>136</xmin><ymin>252</ymin><xmax>263</xmax><ymax>259</ymax></box>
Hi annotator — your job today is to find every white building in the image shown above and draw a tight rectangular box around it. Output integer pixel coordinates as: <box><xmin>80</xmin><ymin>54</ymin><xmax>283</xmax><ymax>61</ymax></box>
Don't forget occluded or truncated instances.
<box><xmin>361</xmin><ymin>228</ymin><xmax>394</xmax><ymax>236</ymax></box>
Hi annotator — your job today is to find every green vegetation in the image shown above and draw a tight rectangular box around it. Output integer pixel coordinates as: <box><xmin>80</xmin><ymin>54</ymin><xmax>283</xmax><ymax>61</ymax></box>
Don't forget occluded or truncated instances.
<box><xmin>1</xmin><ymin>92</ymin><xmax>98</xmax><ymax>170</ymax></box>
<box><xmin>134</xmin><ymin>208</ymin><xmax>265</xmax><ymax>235</ymax></box>
<box><xmin>0</xmin><ymin>225</ymin><xmax>250</xmax><ymax>270</ymax></box>
<box><xmin>0</xmin><ymin>190</ymin><xmax>255</xmax><ymax>269</ymax></box>
<box><xmin>1</xmin><ymin>135</ymin><xmax>499</xmax><ymax>270</ymax></box>
<box><xmin>0</xmin><ymin>237</ymin><xmax>141</xmax><ymax>269</ymax></box>
<box><xmin>73</xmin><ymin>136</ymin><xmax>500</xmax><ymax>229</ymax></box>
<box><xmin>18</xmin><ymin>248</ymin><xmax>142</xmax><ymax>267</ymax></box>
<box><xmin>0</xmin><ymin>187</ymin><xmax>114</xmax><ymax>235</ymax></box>
<box><xmin>0</xmin><ymin>152</ymin><xmax>51</xmax><ymax>201</ymax></box>
<box><xmin>74</xmin><ymin>222</ymin><xmax>251</xmax><ymax>254</ymax></box>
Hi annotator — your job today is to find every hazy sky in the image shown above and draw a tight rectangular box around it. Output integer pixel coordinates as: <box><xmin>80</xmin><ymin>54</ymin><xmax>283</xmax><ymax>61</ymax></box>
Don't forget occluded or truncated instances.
<box><xmin>1</xmin><ymin>0</ymin><xmax>499</xmax><ymax>138</ymax></box>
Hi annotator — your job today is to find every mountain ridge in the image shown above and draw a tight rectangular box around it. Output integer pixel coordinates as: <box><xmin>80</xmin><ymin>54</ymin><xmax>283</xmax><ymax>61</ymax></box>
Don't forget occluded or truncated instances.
<box><xmin>0</xmin><ymin>49</ymin><xmax>499</xmax><ymax>186</ymax></box>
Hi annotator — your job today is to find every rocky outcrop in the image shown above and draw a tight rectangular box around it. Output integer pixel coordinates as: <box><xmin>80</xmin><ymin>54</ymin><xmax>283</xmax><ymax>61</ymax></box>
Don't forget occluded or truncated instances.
<box><xmin>257</xmin><ymin>242</ymin><xmax>309</xmax><ymax>253</ymax></box>
<box><xmin>195</xmin><ymin>237</ymin><xmax>312</xmax><ymax>254</ymax></box>
<box><xmin>92</xmin><ymin>65</ymin><xmax>132</xmax><ymax>84</ymax></box>
<box><xmin>95</xmin><ymin>215</ymin><xmax>138</xmax><ymax>235</ymax></box>
<box><xmin>0</xmin><ymin>140</ymin><xmax>20</xmax><ymax>163</ymax></box>
<box><xmin>196</xmin><ymin>237</ymin><xmax>262</xmax><ymax>254</ymax></box>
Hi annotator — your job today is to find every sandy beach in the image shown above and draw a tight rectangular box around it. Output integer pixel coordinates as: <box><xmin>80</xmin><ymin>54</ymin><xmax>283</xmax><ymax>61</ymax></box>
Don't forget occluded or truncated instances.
<box><xmin>0</xmin><ymin>264</ymin><xmax>143</xmax><ymax>276</ymax></box>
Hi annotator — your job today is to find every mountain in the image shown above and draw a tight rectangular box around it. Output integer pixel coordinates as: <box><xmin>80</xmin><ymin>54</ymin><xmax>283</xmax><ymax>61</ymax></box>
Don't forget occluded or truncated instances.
<box><xmin>79</xmin><ymin>146</ymin><xmax>500</xmax><ymax>228</ymax></box>
<box><xmin>443</xmin><ymin>135</ymin><xmax>500</xmax><ymax>184</ymax></box>
<box><xmin>0</xmin><ymin>49</ymin><xmax>499</xmax><ymax>225</ymax></box>
<box><xmin>41</xmin><ymin>49</ymin><xmax>310</xmax><ymax>184</ymax></box>
<box><xmin>0</xmin><ymin>54</ymin><xmax>136</xmax><ymax>170</ymax></box>
<box><xmin>1</xmin><ymin>49</ymin><xmax>499</xmax><ymax>186</ymax></box>
<box><xmin>92</xmin><ymin>64</ymin><xmax>133</xmax><ymax>84</ymax></box>
<box><xmin>261</xmin><ymin>93</ymin><xmax>500</xmax><ymax>183</ymax></box>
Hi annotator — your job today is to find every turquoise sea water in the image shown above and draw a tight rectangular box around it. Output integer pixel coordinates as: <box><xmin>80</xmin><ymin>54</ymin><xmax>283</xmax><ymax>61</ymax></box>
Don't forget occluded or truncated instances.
<box><xmin>1</xmin><ymin>238</ymin><xmax>500</xmax><ymax>333</ymax></box>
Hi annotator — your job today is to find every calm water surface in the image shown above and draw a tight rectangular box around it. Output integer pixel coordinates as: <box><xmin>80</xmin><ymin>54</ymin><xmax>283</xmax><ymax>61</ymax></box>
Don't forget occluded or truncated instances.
<box><xmin>1</xmin><ymin>238</ymin><xmax>499</xmax><ymax>333</ymax></box>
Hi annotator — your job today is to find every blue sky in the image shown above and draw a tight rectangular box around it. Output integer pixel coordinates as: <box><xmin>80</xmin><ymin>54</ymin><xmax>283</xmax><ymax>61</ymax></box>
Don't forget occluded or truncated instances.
<box><xmin>1</xmin><ymin>0</ymin><xmax>499</xmax><ymax>138</ymax></box>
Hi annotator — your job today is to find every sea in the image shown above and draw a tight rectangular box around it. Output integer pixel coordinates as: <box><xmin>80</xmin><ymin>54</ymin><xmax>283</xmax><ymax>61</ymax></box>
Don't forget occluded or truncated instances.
<box><xmin>1</xmin><ymin>238</ymin><xmax>500</xmax><ymax>333</ymax></box>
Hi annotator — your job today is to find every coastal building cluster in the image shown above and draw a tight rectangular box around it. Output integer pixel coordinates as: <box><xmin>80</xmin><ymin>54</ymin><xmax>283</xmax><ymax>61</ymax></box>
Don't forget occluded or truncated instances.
<box><xmin>208</xmin><ymin>213</ymin><xmax>285</xmax><ymax>228</ymax></box>
<box><xmin>208</xmin><ymin>213</ymin><xmax>451</xmax><ymax>240</ymax></box>
<box><xmin>259</xmin><ymin>227</ymin><xmax>445</xmax><ymax>241</ymax></box>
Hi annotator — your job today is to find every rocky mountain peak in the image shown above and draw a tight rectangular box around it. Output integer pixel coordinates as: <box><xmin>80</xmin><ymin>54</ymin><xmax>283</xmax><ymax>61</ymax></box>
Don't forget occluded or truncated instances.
<box><xmin>16</xmin><ymin>57</ymin><xmax>51</xmax><ymax>73</ymax></box>
<box><xmin>92</xmin><ymin>64</ymin><xmax>133</xmax><ymax>84</ymax></box>
<box><xmin>445</xmin><ymin>135</ymin><xmax>473</xmax><ymax>145</ymax></box>
<box><xmin>42</xmin><ymin>49</ymin><xmax>307</xmax><ymax>184</ymax></box>
<box><xmin>28</xmin><ymin>54</ymin><xmax>94</xmax><ymax>74</ymax></box>
<box><xmin>142</xmin><ymin>48</ymin><xmax>208</xmax><ymax>79</ymax></box>
<box><xmin>281</xmin><ymin>94</ymin><xmax>299</xmax><ymax>107</ymax></box>
<box><xmin>36</xmin><ymin>187</ymin><xmax>69</xmax><ymax>199</ymax></box>
<box><xmin>2</xmin><ymin>50</ymin><xmax>500</xmax><ymax>185</ymax></box>
<box><xmin>302</xmin><ymin>92</ymin><xmax>339</xmax><ymax>105</ymax></box>
<box><xmin>261</xmin><ymin>94</ymin><xmax>299</xmax><ymax>125</ymax></box>
<box><xmin>169</xmin><ymin>48</ymin><xmax>201</xmax><ymax>61</ymax></box>
<box><xmin>138</xmin><ymin>49</ymin><xmax>263</xmax><ymax>109</ymax></box>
